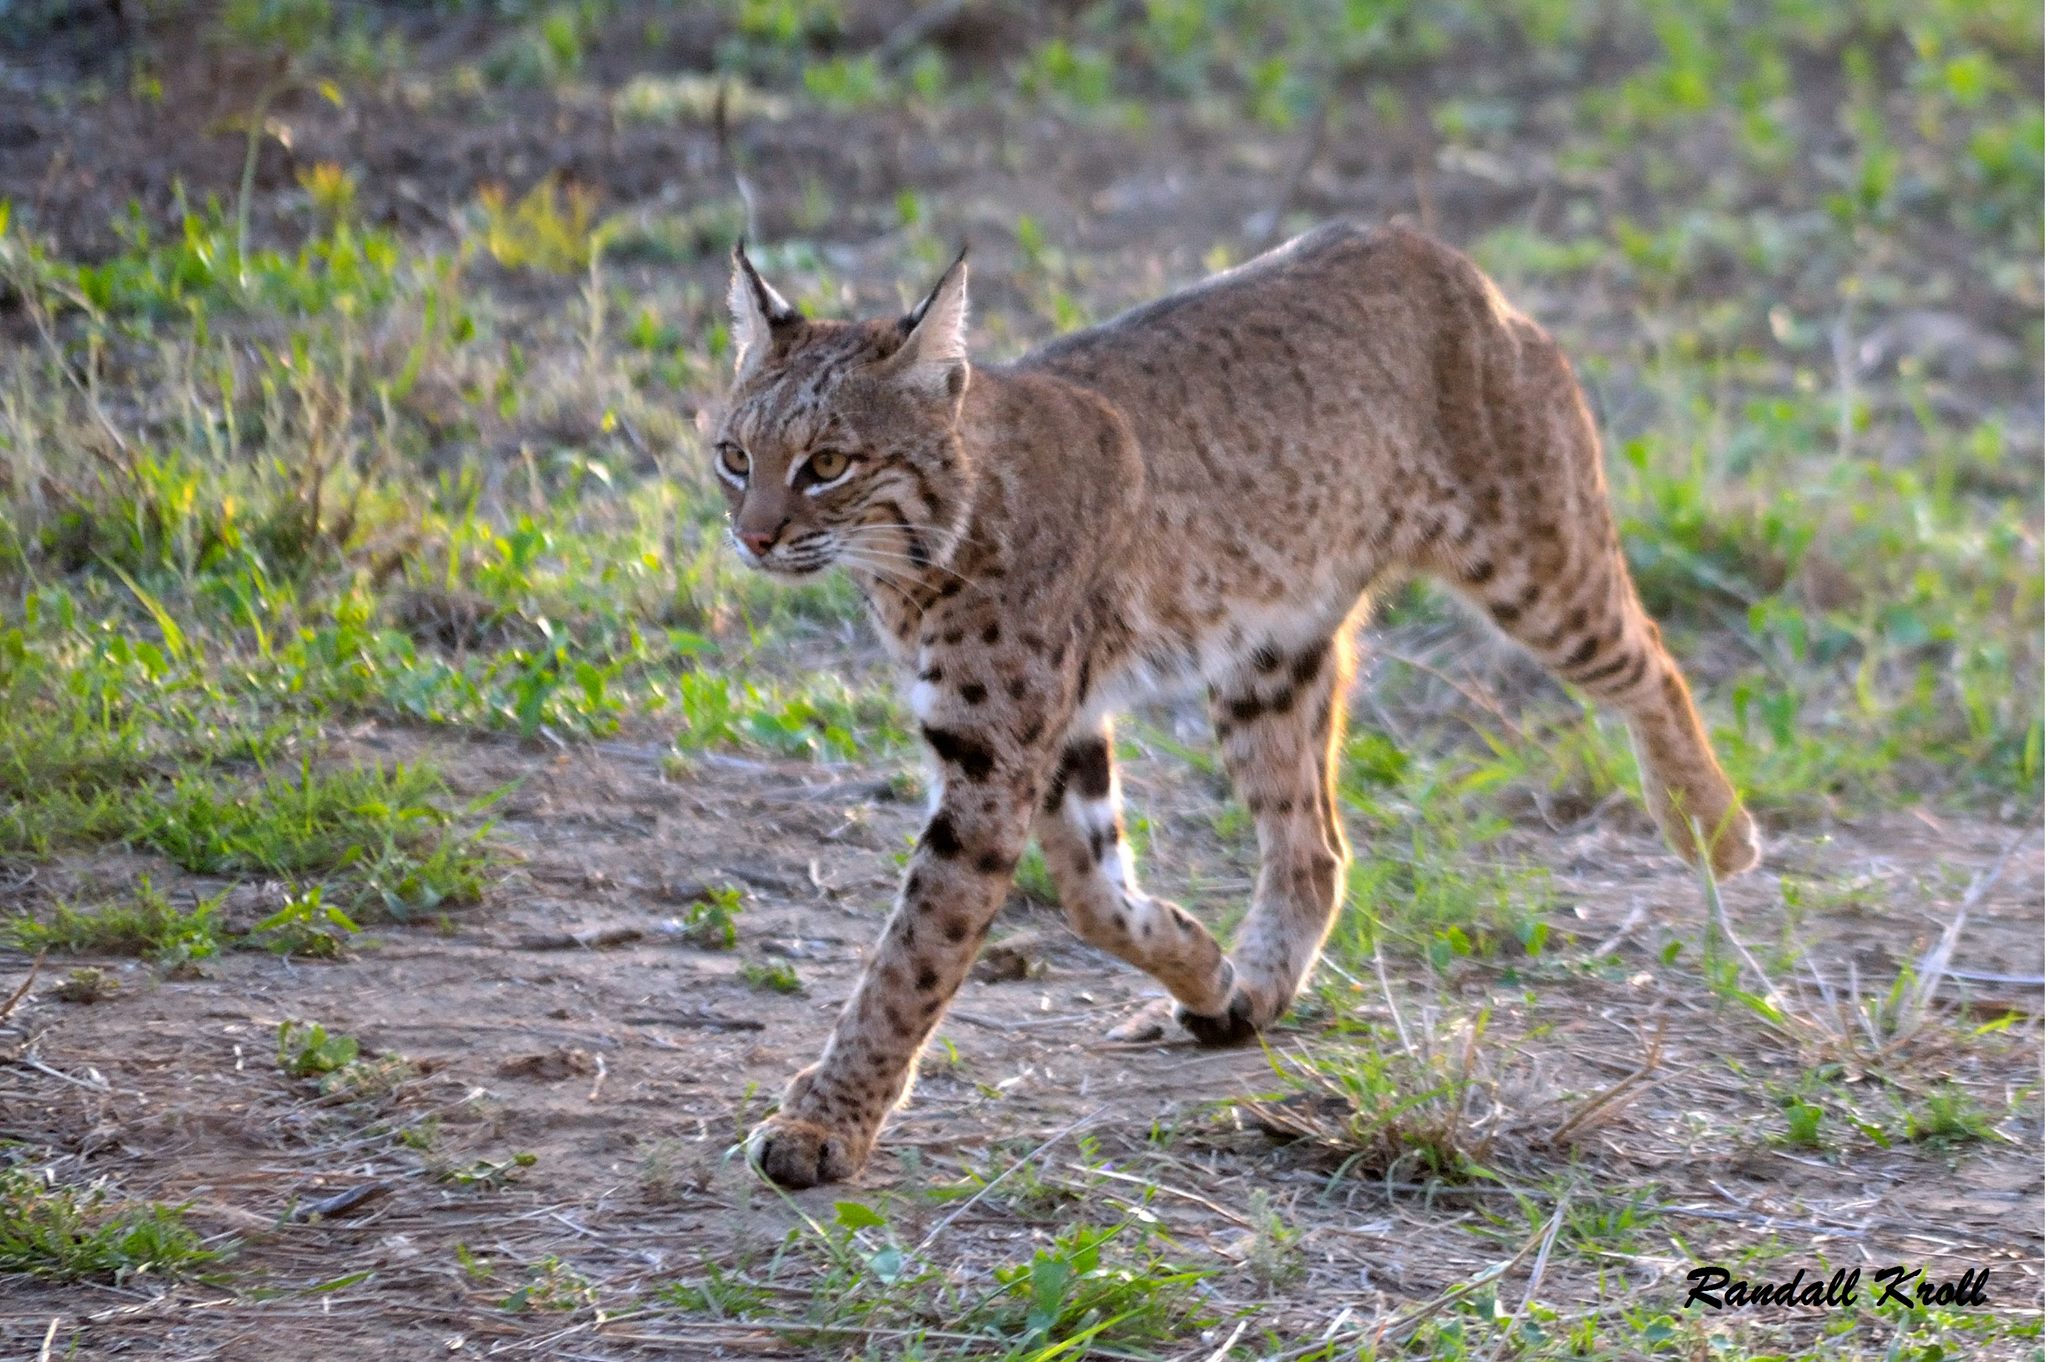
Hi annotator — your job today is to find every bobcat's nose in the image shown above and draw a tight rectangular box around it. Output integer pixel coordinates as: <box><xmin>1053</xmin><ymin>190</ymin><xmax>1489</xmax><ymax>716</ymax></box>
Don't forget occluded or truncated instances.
<box><xmin>739</xmin><ymin>521</ymin><xmax>786</xmax><ymax>557</ymax></box>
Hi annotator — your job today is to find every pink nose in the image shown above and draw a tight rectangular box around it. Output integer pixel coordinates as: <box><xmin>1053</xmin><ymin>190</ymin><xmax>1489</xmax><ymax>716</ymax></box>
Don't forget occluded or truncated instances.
<box><xmin>740</xmin><ymin>527</ymin><xmax>779</xmax><ymax>556</ymax></box>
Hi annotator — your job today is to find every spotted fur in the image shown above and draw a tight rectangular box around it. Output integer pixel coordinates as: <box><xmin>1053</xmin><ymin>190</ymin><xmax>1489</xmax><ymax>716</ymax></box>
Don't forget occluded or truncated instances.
<box><xmin>717</xmin><ymin>224</ymin><xmax>1761</xmax><ymax>1188</ymax></box>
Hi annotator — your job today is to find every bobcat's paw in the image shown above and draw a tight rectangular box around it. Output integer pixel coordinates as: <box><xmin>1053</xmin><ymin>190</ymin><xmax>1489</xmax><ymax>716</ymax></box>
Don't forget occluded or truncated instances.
<box><xmin>746</xmin><ymin>1115</ymin><xmax>866</xmax><ymax>1188</ymax></box>
<box><xmin>1706</xmin><ymin>809</ymin><xmax>1762</xmax><ymax>879</ymax></box>
<box><xmin>1174</xmin><ymin>985</ymin><xmax>1262</xmax><ymax>1048</ymax></box>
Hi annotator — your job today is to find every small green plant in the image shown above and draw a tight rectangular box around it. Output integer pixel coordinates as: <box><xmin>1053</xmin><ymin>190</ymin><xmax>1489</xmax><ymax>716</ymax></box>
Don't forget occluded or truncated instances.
<box><xmin>740</xmin><ymin>958</ymin><xmax>802</xmax><ymax>993</ymax></box>
<box><xmin>1902</xmin><ymin>1086</ymin><xmax>2001</xmax><ymax>1148</ymax></box>
<box><xmin>297</xmin><ymin>161</ymin><xmax>358</xmax><ymax>228</ymax></box>
<box><xmin>53</xmin><ymin>967</ymin><xmax>119</xmax><ymax>1003</ymax></box>
<box><xmin>0</xmin><ymin>1167</ymin><xmax>223</xmax><ymax>1282</ymax></box>
<box><xmin>1779</xmin><ymin>1097</ymin><xmax>1827</xmax><ymax>1148</ymax></box>
<box><xmin>1247</xmin><ymin>1013</ymin><xmax>1499</xmax><ymax>1182</ymax></box>
<box><xmin>251</xmin><ymin>885</ymin><xmax>360</xmax><ymax>958</ymax></box>
<box><xmin>477</xmin><ymin>178</ymin><xmax>606</xmax><ymax>274</ymax></box>
<box><xmin>276</xmin><ymin>1019</ymin><xmax>361</xmax><ymax>1079</ymax></box>
<box><xmin>1240</xmin><ymin>1189</ymin><xmax>1304</xmax><ymax>1292</ymax></box>
<box><xmin>661</xmin><ymin>1263</ymin><xmax>772</xmax><ymax>1317</ymax></box>
<box><xmin>501</xmin><ymin>1253</ymin><xmax>598</xmax><ymax>1313</ymax></box>
<box><xmin>440</xmin><ymin>1152</ymin><xmax>538</xmax><ymax>1189</ymax></box>
<box><xmin>982</xmin><ymin>1218</ymin><xmax>1215</xmax><ymax>1350</ymax></box>
<box><xmin>677</xmin><ymin>883</ymin><xmax>744</xmax><ymax>950</ymax></box>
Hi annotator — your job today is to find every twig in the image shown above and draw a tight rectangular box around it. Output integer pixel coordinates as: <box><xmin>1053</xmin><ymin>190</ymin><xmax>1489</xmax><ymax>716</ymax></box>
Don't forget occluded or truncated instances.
<box><xmin>1691</xmin><ymin>818</ymin><xmax>1811</xmax><ymax>1039</ymax></box>
<box><xmin>1255</xmin><ymin>93</ymin><xmax>1333</xmax><ymax>251</ymax></box>
<box><xmin>1061</xmin><ymin>1162</ymin><xmax>1255</xmax><ymax>1229</ymax></box>
<box><xmin>13</xmin><ymin>1054</ymin><xmax>114</xmax><ymax>1094</ymax></box>
<box><xmin>620</xmin><ymin>1011</ymin><xmax>765</xmax><ymax>1032</ymax></box>
<box><xmin>1379</xmin><ymin>646</ymin><xmax>1530</xmax><ymax>745</ymax></box>
<box><xmin>1202</xmin><ymin>1319</ymin><xmax>1250</xmax><ymax>1362</ymax></box>
<box><xmin>1371</xmin><ymin>949</ymin><xmax>1413</xmax><ymax>1056</ymax></box>
<box><xmin>913</xmin><ymin>1106</ymin><xmax>1106</xmax><ymax>1256</ymax></box>
<box><xmin>289</xmin><ymin>1183</ymin><xmax>393</xmax><ymax>1223</ymax></box>
<box><xmin>37</xmin><ymin>1317</ymin><xmax>58</xmax><ymax>1362</ymax></box>
<box><xmin>1273</xmin><ymin>1207</ymin><xmax>1560</xmax><ymax>1360</ymax></box>
<box><xmin>1370</xmin><ymin>1211</ymin><xmax>1555</xmax><ymax>1349</ymax></box>
<box><xmin>1901</xmin><ymin>826</ymin><xmax>2030</xmax><ymax>1029</ymax></box>
<box><xmin>0</xmin><ymin>952</ymin><xmax>44</xmax><ymax>1024</ymax></box>
<box><xmin>1484</xmin><ymin>1193</ymin><xmax>1568</xmax><ymax>1362</ymax></box>
<box><xmin>711</xmin><ymin>82</ymin><xmax>759</xmax><ymax>243</ymax></box>
<box><xmin>1588</xmin><ymin>900</ymin><xmax>1649</xmax><ymax>960</ymax></box>
<box><xmin>1549</xmin><ymin>1020</ymin><xmax>1663</xmax><ymax>1146</ymax></box>
<box><xmin>1</xmin><ymin>253</ymin><xmax>133</xmax><ymax>466</ymax></box>
<box><xmin>1830</xmin><ymin>303</ymin><xmax>1856</xmax><ymax>461</ymax></box>
<box><xmin>598</xmin><ymin>1321</ymin><xmax>1157</xmax><ymax>1360</ymax></box>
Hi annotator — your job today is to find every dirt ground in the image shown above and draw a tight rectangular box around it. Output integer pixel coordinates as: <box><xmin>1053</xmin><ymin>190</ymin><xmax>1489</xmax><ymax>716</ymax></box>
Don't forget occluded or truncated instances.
<box><xmin>2</xmin><ymin>713</ymin><xmax>2041</xmax><ymax>1357</ymax></box>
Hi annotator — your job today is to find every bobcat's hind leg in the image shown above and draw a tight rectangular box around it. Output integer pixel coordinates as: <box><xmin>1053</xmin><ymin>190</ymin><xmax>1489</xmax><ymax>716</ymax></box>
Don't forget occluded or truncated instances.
<box><xmin>1437</xmin><ymin>316</ymin><xmax>1760</xmax><ymax>878</ymax></box>
<box><xmin>1035</xmin><ymin>718</ymin><xmax>1236</xmax><ymax>1027</ymax></box>
<box><xmin>1189</xmin><ymin>631</ymin><xmax>1355</xmax><ymax>1045</ymax></box>
<box><xmin>1447</xmin><ymin>493</ymin><xmax>1759</xmax><ymax>876</ymax></box>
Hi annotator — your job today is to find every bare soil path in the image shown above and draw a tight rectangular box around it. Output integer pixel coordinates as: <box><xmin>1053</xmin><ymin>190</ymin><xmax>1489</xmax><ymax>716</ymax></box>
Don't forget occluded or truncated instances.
<box><xmin>4</xmin><ymin>722</ymin><xmax>2039</xmax><ymax>1357</ymax></box>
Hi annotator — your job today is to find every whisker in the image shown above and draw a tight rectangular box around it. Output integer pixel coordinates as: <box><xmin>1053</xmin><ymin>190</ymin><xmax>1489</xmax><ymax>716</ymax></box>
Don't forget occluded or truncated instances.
<box><xmin>833</xmin><ymin>532</ymin><xmax>973</xmax><ymax>583</ymax></box>
<box><xmin>842</xmin><ymin>520</ymin><xmax>991</xmax><ymax>552</ymax></box>
<box><xmin>837</xmin><ymin>553</ymin><xmax>929</xmax><ymax>621</ymax></box>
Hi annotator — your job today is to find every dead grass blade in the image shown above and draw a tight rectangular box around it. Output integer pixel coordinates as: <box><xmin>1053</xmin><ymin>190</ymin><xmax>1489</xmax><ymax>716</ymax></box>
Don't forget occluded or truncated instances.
<box><xmin>1483</xmin><ymin>1192</ymin><xmax>1568</xmax><ymax>1362</ymax></box>
<box><xmin>1548</xmin><ymin>1020</ymin><xmax>1664</xmax><ymax>1146</ymax></box>
<box><xmin>913</xmin><ymin>1105</ymin><xmax>1108</xmax><ymax>1256</ymax></box>
<box><xmin>0</xmin><ymin>952</ymin><xmax>44</xmax><ymax>1024</ymax></box>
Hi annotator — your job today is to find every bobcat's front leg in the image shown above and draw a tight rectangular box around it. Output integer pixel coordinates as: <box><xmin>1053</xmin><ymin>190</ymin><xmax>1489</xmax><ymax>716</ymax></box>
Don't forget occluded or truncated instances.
<box><xmin>748</xmin><ymin>640</ymin><xmax>1068</xmax><ymax>1187</ymax></box>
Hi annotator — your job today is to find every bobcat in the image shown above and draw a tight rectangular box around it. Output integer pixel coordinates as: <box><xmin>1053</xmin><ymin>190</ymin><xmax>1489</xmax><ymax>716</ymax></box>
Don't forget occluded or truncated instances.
<box><xmin>714</xmin><ymin>221</ymin><xmax>1760</xmax><ymax>1188</ymax></box>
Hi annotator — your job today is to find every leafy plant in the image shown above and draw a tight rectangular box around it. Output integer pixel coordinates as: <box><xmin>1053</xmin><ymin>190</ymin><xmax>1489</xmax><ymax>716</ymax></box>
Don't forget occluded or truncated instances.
<box><xmin>276</xmin><ymin>1019</ymin><xmax>361</xmax><ymax>1079</ymax></box>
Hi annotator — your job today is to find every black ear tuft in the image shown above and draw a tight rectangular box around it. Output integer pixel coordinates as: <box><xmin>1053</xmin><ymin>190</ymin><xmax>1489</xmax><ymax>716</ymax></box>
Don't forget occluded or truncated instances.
<box><xmin>733</xmin><ymin>239</ymin><xmax>801</xmax><ymax>327</ymax></box>
<box><xmin>902</xmin><ymin>243</ymin><xmax>970</xmax><ymax>334</ymax></box>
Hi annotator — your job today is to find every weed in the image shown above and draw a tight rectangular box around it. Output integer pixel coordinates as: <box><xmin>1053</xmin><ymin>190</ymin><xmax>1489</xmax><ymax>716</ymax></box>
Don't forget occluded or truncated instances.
<box><xmin>0</xmin><ymin>1167</ymin><xmax>224</xmax><ymax>1282</ymax></box>
<box><xmin>52</xmin><ymin>967</ymin><xmax>119</xmax><ymax>1003</ymax></box>
<box><xmin>1902</xmin><ymin>1085</ymin><xmax>2003</xmax><ymax>1148</ymax></box>
<box><xmin>501</xmin><ymin>1253</ymin><xmax>598</xmax><ymax>1313</ymax></box>
<box><xmin>675</xmin><ymin>883</ymin><xmax>744</xmax><ymax>950</ymax></box>
<box><xmin>1238</xmin><ymin>1189</ymin><xmax>1304</xmax><ymax>1292</ymax></box>
<box><xmin>477</xmin><ymin>178</ymin><xmax>606</xmax><ymax>274</ymax></box>
<box><xmin>250</xmin><ymin>884</ymin><xmax>360</xmax><ymax>958</ymax></box>
<box><xmin>276</xmin><ymin>1019</ymin><xmax>361</xmax><ymax>1079</ymax></box>
<box><xmin>740</xmin><ymin>958</ymin><xmax>802</xmax><ymax>993</ymax></box>
<box><xmin>440</xmin><ymin>1152</ymin><xmax>538</xmax><ymax>1189</ymax></box>
<box><xmin>4</xmin><ymin>878</ymin><xmax>224</xmax><ymax>968</ymax></box>
<box><xmin>1245</xmin><ymin>1013</ymin><xmax>1503</xmax><ymax>1182</ymax></box>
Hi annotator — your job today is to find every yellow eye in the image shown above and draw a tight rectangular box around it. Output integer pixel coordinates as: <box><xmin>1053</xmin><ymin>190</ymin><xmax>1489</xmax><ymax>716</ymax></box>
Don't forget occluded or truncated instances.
<box><xmin>718</xmin><ymin>443</ymin><xmax>749</xmax><ymax>478</ymax></box>
<box><xmin>807</xmin><ymin>449</ymin><xmax>851</xmax><ymax>482</ymax></box>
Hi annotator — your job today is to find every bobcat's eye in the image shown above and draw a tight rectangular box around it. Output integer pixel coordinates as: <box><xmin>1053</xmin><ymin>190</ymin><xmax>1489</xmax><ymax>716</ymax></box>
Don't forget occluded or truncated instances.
<box><xmin>806</xmin><ymin>449</ymin><xmax>852</xmax><ymax>483</ymax></box>
<box><xmin>717</xmin><ymin>442</ymin><xmax>750</xmax><ymax>479</ymax></box>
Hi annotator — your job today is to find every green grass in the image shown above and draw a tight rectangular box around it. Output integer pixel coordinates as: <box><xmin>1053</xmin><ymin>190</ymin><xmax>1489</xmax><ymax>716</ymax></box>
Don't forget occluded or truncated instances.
<box><xmin>0</xmin><ymin>1166</ymin><xmax>224</xmax><ymax>1283</ymax></box>
<box><xmin>3</xmin><ymin>877</ymin><xmax>225</xmax><ymax>968</ymax></box>
<box><xmin>657</xmin><ymin>1199</ymin><xmax>1215</xmax><ymax>1360</ymax></box>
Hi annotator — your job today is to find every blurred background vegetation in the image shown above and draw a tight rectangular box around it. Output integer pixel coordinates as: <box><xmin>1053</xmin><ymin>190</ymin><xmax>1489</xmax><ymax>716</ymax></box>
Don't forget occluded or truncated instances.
<box><xmin>0</xmin><ymin>0</ymin><xmax>2038</xmax><ymax>917</ymax></box>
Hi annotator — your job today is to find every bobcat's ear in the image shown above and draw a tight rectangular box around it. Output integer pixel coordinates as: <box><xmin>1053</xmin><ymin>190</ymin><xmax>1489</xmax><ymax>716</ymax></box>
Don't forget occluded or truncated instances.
<box><xmin>881</xmin><ymin>246</ymin><xmax>969</xmax><ymax>401</ymax></box>
<box><xmin>728</xmin><ymin>239</ymin><xmax>800</xmax><ymax>379</ymax></box>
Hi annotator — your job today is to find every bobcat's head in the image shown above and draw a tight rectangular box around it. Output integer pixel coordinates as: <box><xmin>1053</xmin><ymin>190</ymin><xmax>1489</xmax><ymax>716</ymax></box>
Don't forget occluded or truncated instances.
<box><xmin>711</xmin><ymin>245</ymin><xmax>975</xmax><ymax>584</ymax></box>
